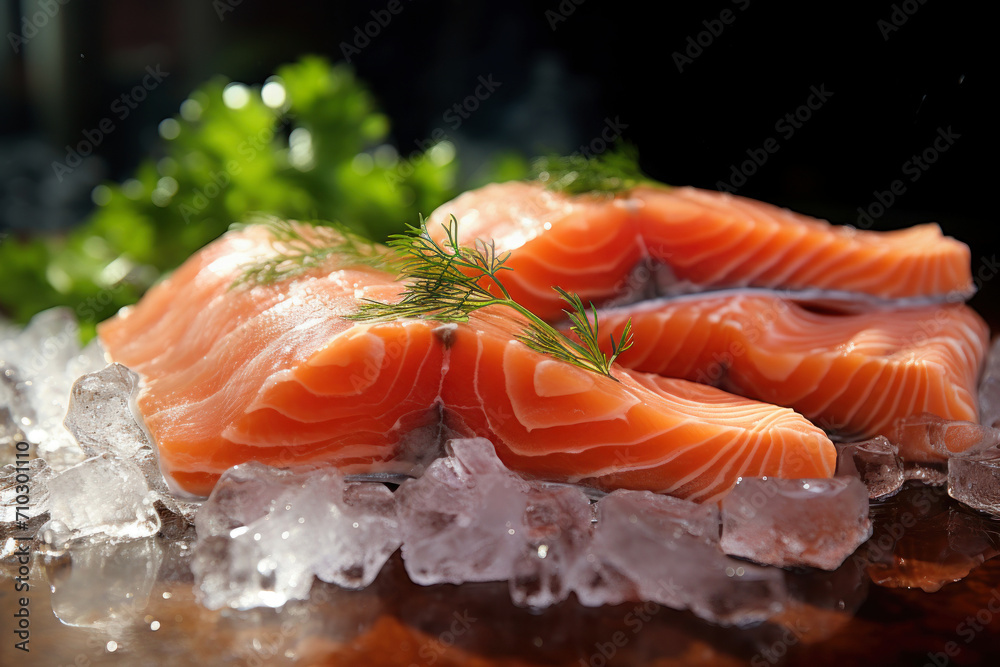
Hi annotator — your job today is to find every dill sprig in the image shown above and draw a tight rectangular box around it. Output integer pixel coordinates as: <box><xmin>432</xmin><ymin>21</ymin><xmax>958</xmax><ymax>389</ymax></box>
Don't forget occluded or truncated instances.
<box><xmin>531</xmin><ymin>143</ymin><xmax>655</xmax><ymax>195</ymax></box>
<box><xmin>231</xmin><ymin>218</ymin><xmax>383</xmax><ymax>288</ymax></box>
<box><xmin>349</xmin><ymin>216</ymin><xmax>633</xmax><ymax>380</ymax></box>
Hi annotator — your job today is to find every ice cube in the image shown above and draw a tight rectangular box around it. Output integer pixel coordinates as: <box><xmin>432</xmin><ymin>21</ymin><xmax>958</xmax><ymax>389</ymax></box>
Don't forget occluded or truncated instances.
<box><xmin>893</xmin><ymin>413</ymin><xmax>1000</xmax><ymax>463</ymax></box>
<box><xmin>1</xmin><ymin>457</ymin><xmax>56</xmax><ymax>535</ymax></box>
<box><xmin>396</xmin><ymin>438</ymin><xmax>534</xmax><ymax>586</ymax></box>
<box><xmin>980</xmin><ymin>336</ymin><xmax>1000</xmax><ymax>429</ymax></box>
<box><xmin>508</xmin><ymin>484</ymin><xmax>594</xmax><ymax>608</ymax></box>
<box><xmin>192</xmin><ymin>463</ymin><xmax>401</xmax><ymax>610</ymax></box>
<box><xmin>948</xmin><ymin>457</ymin><xmax>1000</xmax><ymax>516</ymax></box>
<box><xmin>836</xmin><ymin>436</ymin><xmax>904</xmax><ymax>499</ymax></box>
<box><xmin>41</xmin><ymin>453</ymin><xmax>160</xmax><ymax>548</ymax></box>
<box><xmin>0</xmin><ymin>307</ymin><xmax>104</xmax><ymax>470</ymax></box>
<box><xmin>64</xmin><ymin>363</ymin><xmax>199</xmax><ymax>523</ymax></box>
<box><xmin>47</xmin><ymin>537</ymin><xmax>163</xmax><ymax>631</ymax></box>
<box><xmin>0</xmin><ymin>363</ymin><xmax>36</xmax><ymax>454</ymax></box>
<box><xmin>720</xmin><ymin>477</ymin><xmax>872</xmax><ymax>571</ymax></box>
<box><xmin>593</xmin><ymin>489</ymin><xmax>786</xmax><ymax>626</ymax></box>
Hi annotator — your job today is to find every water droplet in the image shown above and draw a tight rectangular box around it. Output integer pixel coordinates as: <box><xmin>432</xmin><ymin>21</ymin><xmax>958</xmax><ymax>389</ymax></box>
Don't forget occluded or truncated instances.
<box><xmin>150</xmin><ymin>620</ymin><xmax>160</xmax><ymax>631</ymax></box>
<box><xmin>106</xmin><ymin>641</ymin><xmax>118</xmax><ymax>652</ymax></box>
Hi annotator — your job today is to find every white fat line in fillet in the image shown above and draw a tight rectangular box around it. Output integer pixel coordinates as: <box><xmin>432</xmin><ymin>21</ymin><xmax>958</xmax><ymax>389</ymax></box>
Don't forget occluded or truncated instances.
<box><xmin>685</xmin><ymin>434</ymin><xmax>761</xmax><ymax>503</ymax></box>
<box><xmin>797</xmin><ymin>360</ymin><xmax>857</xmax><ymax>420</ymax></box>
<box><xmin>849</xmin><ymin>364</ymin><xmax>900</xmax><ymax>436</ymax></box>
<box><xmin>473</xmin><ymin>334</ymin><xmax>488</xmax><ymax>428</ymax></box>
<box><xmin>672</xmin><ymin>226</ymin><xmax>755</xmax><ymax>276</ymax></box>
<box><xmin>829</xmin><ymin>360</ymin><xmax>886</xmax><ymax>430</ymax></box>
<box><xmin>744</xmin><ymin>227</ymin><xmax>810</xmax><ymax>287</ymax></box>
<box><xmin>370</xmin><ymin>325</ymin><xmax>425</xmax><ymax>423</ymax></box>
<box><xmin>704</xmin><ymin>228</ymin><xmax>778</xmax><ymax>286</ymax></box>
<box><xmin>659</xmin><ymin>435</ymin><xmax>748</xmax><ymax>498</ymax></box>
<box><xmin>894</xmin><ymin>372</ymin><xmax>924</xmax><ymax>429</ymax></box>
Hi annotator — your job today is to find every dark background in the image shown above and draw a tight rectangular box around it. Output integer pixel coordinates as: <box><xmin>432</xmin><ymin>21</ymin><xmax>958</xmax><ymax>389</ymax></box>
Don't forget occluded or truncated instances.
<box><xmin>1</xmin><ymin>0</ymin><xmax>995</xmax><ymax>318</ymax></box>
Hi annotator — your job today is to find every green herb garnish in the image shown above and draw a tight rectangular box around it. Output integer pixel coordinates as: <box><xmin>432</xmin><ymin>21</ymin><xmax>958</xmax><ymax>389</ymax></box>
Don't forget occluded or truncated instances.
<box><xmin>231</xmin><ymin>218</ymin><xmax>383</xmax><ymax>288</ymax></box>
<box><xmin>348</xmin><ymin>215</ymin><xmax>633</xmax><ymax>380</ymax></box>
<box><xmin>531</xmin><ymin>143</ymin><xmax>653</xmax><ymax>195</ymax></box>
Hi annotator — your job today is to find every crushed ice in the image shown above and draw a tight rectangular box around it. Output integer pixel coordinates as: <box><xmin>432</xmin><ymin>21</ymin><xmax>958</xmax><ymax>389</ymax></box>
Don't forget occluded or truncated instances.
<box><xmin>3</xmin><ymin>308</ymin><xmax>1000</xmax><ymax>626</ymax></box>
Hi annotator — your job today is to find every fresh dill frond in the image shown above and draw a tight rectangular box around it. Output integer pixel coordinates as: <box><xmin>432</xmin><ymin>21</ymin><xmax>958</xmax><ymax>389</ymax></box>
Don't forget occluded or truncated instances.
<box><xmin>348</xmin><ymin>215</ymin><xmax>634</xmax><ymax>380</ymax></box>
<box><xmin>531</xmin><ymin>143</ymin><xmax>655</xmax><ymax>195</ymax></box>
<box><xmin>230</xmin><ymin>217</ymin><xmax>384</xmax><ymax>288</ymax></box>
<box><xmin>519</xmin><ymin>287</ymin><xmax>633</xmax><ymax>376</ymax></box>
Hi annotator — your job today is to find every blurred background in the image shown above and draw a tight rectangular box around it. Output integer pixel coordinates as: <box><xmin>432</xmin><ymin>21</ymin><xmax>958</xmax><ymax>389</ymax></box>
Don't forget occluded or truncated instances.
<box><xmin>0</xmin><ymin>0</ymin><xmax>995</xmax><ymax>332</ymax></box>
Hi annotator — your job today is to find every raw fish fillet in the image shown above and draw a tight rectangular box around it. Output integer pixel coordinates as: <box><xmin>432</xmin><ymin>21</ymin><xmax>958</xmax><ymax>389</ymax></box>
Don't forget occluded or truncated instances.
<box><xmin>426</xmin><ymin>182</ymin><xmax>974</xmax><ymax>320</ymax></box>
<box><xmin>98</xmin><ymin>225</ymin><xmax>835</xmax><ymax>500</ymax></box>
<box><xmin>589</xmin><ymin>293</ymin><xmax>988</xmax><ymax>441</ymax></box>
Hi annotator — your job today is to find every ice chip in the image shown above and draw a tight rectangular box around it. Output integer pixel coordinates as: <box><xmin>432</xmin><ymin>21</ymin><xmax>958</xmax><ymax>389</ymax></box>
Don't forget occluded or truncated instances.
<box><xmin>0</xmin><ymin>307</ymin><xmax>102</xmax><ymax>470</ymax></box>
<box><xmin>893</xmin><ymin>413</ymin><xmax>1000</xmax><ymax>463</ymax></box>
<box><xmin>192</xmin><ymin>464</ymin><xmax>401</xmax><ymax>610</ymax></box>
<box><xmin>194</xmin><ymin>462</ymin><xmax>299</xmax><ymax>538</ymax></box>
<box><xmin>48</xmin><ymin>537</ymin><xmax>163</xmax><ymax>630</ymax></box>
<box><xmin>64</xmin><ymin>363</ymin><xmax>199</xmax><ymax>523</ymax></box>
<box><xmin>41</xmin><ymin>453</ymin><xmax>160</xmax><ymax>548</ymax></box>
<box><xmin>1</xmin><ymin>457</ymin><xmax>56</xmax><ymax>529</ymax></box>
<box><xmin>508</xmin><ymin>484</ymin><xmax>594</xmax><ymax>608</ymax></box>
<box><xmin>836</xmin><ymin>436</ymin><xmax>904</xmax><ymax>499</ymax></box>
<box><xmin>65</xmin><ymin>363</ymin><xmax>149</xmax><ymax>460</ymax></box>
<box><xmin>593</xmin><ymin>489</ymin><xmax>786</xmax><ymax>626</ymax></box>
<box><xmin>980</xmin><ymin>336</ymin><xmax>1000</xmax><ymax>429</ymax></box>
<box><xmin>396</xmin><ymin>438</ymin><xmax>533</xmax><ymax>586</ymax></box>
<box><xmin>720</xmin><ymin>477</ymin><xmax>872</xmax><ymax>571</ymax></box>
<box><xmin>0</xmin><ymin>363</ymin><xmax>37</xmax><ymax>453</ymax></box>
<box><xmin>948</xmin><ymin>458</ymin><xmax>1000</xmax><ymax>516</ymax></box>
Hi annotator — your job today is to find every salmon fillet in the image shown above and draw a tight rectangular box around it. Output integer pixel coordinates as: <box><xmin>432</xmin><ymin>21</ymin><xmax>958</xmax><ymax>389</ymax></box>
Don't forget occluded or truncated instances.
<box><xmin>426</xmin><ymin>182</ymin><xmax>974</xmax><ymax>321</ymax></box>
<box><xmin>588</xmin><ymin>293</ymin><xmax>989</xmax><ymax>441</ymax></box>
<box><xmin>98</xmin><ymin>225</ymin><xmax>835</xmax><ymax>500</ymax></box>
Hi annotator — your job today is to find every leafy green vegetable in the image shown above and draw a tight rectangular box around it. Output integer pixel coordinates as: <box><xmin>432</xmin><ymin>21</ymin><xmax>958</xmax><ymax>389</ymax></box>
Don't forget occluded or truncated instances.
<box><xmin>349</xmin><ymin>215</ymin><xmax>633</xmax><ymax>380</ymax></box>
<box><xmin>1</xmin><ymin>56</ymin><xmax>525</xmax><ymax>339</ymax></box>
<box><xmin>531</xmin><ymin>143</ymin><xmax>656</xmax><ymax>195</ymax></box>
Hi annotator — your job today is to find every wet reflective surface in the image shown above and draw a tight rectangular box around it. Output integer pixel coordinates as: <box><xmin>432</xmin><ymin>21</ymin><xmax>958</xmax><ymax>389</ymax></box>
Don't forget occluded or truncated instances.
<box><xmin>3</xmin><ymin>483</ymin><xmax>1000</xmax><ymax>666</ymax></box>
